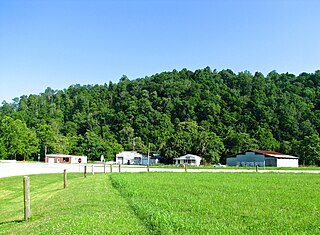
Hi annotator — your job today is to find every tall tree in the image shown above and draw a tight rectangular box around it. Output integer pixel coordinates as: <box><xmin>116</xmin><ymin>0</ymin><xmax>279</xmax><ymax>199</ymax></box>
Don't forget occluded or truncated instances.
<box><xmin>0</xmin><ymin>117</ymin><xmax>38</xmax><ymax>160</ymax></box>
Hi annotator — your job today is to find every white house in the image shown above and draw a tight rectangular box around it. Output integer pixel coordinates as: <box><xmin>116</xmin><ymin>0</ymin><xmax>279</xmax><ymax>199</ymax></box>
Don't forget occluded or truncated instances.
<box><xmin>45</xmin><ymin>154</ymin><xmax>87</xmax><ymax>164</ymax></box>
<box><xmin>116</xmin><ymin>151</ymin><xmax>145</xmax><ymax>165</ymax></box>
<box><xmin>174</xmin><ymin>154</ymin><xmax>202</xmax><ymax>166</ymax></box>
<box><xmin>226</xmin><ymin>150</ymin><xmax>298</xmax><ymax>167</ymax></box>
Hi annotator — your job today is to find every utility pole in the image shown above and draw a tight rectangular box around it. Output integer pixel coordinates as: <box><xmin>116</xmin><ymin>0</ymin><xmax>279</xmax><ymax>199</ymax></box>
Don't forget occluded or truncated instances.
<box><xmin>132</xmin><ymin>138</ymin><xmax>135</xmax><ymax>151</ymax></box>
<box><xmin>44</xmin><ymin>145</ymin><xmax>47</xmax><ymax>162</ymax></box>
<box><xmin>147</xmin><ymin>143</ymin><xmax>150</xmax><ymax>166</ymax></box>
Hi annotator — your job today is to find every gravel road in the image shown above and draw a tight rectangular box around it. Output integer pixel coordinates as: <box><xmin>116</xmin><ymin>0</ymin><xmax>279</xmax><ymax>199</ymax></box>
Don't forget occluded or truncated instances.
<box><xmin>1</xmin><ymin>163</ymin><xmax>320</xmax><ymax>178</ymax></box>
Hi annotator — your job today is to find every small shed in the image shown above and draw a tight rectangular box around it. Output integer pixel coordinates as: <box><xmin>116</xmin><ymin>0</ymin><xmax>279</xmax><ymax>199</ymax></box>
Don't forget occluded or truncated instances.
<box><xmin>174</xmin><ymin>154</ymin><xmax>202</xmax><ymax>166</ymax></box>
<box><xmin>226</xmin><ymin>150</ymin><xmax>298</xmax><ymax>167</ymax></box>
<box><xmin>115</xmin><ymin>151</ymin><xmax>145</xmax><ymax>165</ymax></box>
<box><xmin>45</xmin><ymin>154</ymin><xmax>88</xmax><ymax>164</ymax></box>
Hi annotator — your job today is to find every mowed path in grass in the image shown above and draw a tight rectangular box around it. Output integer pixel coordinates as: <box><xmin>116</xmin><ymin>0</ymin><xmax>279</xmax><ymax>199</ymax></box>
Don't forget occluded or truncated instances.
<box><xmin>0</xmin><ymin>173</ymin><xmax>148</xmax><ymax>234</ymax></box>
<box><xmin>1</xmin><ymin>172</ymin><xmax>320</xmax><ymax>234</ymax></box>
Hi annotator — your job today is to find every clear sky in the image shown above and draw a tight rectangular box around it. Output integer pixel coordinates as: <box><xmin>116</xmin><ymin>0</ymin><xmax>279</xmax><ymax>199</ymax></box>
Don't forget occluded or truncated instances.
<box><xmin>0</xmin><ymin>0</ymin><xmax>319</xmax><ymax>103</ymax></box>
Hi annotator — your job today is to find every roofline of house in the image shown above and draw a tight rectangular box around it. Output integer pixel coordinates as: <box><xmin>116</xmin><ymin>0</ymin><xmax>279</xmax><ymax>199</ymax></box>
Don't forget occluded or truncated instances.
<box><xmin>226</xmin><ymin>150</ymin><xmax>298</xmax><ymax>159</ymax></box>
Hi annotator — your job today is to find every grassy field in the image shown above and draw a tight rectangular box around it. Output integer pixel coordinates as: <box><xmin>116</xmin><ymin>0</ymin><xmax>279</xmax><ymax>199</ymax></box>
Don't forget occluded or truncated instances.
<box><xmin>149</xmin><ymin>165</ymin><xmax>320</xmax><ymax>170</ymax></box>
<box><xmin>0</xmin><ymin>173</ymin><xmax>148</xmax><ymax>234</ymax></box>
<box><xmin>110</xmin><ymin>172</ymin><xmax>320</xmax><ymax>234</ymax></box>
<box><xmin>1</xmin><ymin>172</ymin><xmax>320</xmax><ymax>234</ymax></box>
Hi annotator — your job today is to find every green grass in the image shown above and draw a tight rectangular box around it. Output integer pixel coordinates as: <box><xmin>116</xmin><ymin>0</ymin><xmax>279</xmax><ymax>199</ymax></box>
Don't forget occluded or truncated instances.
<box><xmin>149</xmin><ymin>165</ymin><xmax>320</xmax><ymax>170</ymax></box>
<box><xmin>1</xmin><ymin>172</ymin><xmax>320</xmax><ymax>234</ymax></box>
<box><xmin>0</xmin><ymin>173</ymin><xmax>148</xmax><ymax>234</ymax></box>
<box><xmin>110</xmin><ymin>172</ymin><xmax>320</xmax><ymax>234</ymax></box>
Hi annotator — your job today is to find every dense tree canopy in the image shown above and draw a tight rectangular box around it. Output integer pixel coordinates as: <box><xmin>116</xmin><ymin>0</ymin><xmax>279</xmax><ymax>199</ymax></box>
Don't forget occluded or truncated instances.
<box><xmin>1</xmin><ymin>67</ymin><xmax>320</xmax><ymax>165</ymax></box>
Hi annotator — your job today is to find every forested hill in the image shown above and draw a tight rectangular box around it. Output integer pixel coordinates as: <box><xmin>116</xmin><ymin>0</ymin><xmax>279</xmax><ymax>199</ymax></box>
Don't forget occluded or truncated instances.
<box><xmin>1</xmin><ymin>67</ymin><xmax>320</xmax><ymax>165</ymax></box>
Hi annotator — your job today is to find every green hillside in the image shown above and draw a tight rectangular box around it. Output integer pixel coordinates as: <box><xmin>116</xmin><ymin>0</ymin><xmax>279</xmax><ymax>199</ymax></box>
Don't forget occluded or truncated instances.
<box><xmin>1</xmin><ymin>67</ymin><xmax>320</xmax><ymax>164</ymax></box>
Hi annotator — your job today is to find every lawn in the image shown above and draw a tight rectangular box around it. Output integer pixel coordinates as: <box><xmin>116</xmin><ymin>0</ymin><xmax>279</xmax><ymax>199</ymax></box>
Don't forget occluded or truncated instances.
<box><xmin>110</xmin><ymin>172</ymin><xmax>320</xmax><ymax>234</ymax></box>
<box><xmin>149</xmin><ymin>165</ymin><xmax>320</xmax><ymax>170</ymax></box>
<box><xmin>0</xmin><ymin>173</ymin><xmax>148</xmax><ymax>234</ymax></box>
<box><xmin>1</xmin><ymin>172</ymin><xmax>320</xmax><ymax>234</ymax></box>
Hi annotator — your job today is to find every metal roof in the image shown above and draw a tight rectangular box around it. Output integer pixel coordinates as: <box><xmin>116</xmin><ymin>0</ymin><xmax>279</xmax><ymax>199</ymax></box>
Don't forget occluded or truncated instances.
<box><xmin>250</xmin><ymin>150</ymin><xmax>282</xmax><ymax>155</ymax></box>
<box><xmin>227</xmin><ymin>150</ymin><xmax>298</xmax><ymax>159</ymax></box>
<box><xmin>250</xmin><ymin>150</ymin><xmax>298</xmax><ymax>159</ymax></box>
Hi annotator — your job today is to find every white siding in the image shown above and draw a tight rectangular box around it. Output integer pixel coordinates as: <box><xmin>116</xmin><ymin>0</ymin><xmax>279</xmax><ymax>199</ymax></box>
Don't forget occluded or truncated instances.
<box><xmin>70</xmin><ymin>156</ymin><xmax>87</xmax><ymax>164</ymax></box>
<box><xmin>116</xmin><ymin>151</ymin><xmax>144</xmax><ymax>165</ymax></box>
<box><xmin>174</xmin><ymin>154</ymin><xmax>202</xmax><ymax>166</ymax></box>
<box><xmin>277</xmin><ymin>158</ymin><xmax>298</xmax><ymax>167</ymax></box>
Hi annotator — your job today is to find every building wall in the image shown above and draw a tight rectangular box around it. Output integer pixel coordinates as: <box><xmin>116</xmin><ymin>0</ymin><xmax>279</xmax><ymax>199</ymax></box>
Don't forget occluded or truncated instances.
<box><xmin>265</xmin><ymin>157</ymin><xmax>277</xmax><ymax>167</ymax></box>
<box><xmin>226</xmin><ymin>152</ymin><xmax>299</xmax><ymax>167</ymax></box>
<box><xmin>46</xmin><ymin>157</ymin><xmax>71</xmax><ymax>164</ymax></box>
<box><xmin>277</xmin><ymin>158</ymin><xmax>298</xmax><ymax>167</ymax></box>
<box><xmin>227</xmin><ymin>152</ymin><xmax>265</xmax><ymax>166</ymax></box>
<box><xmin>46</xmin><ymin>155</ymin><xmax>87</xmax><ymax>164</ymax></box>
<box><xmin>116</xmin><ymin>151</ymin><xmax>143</xmax><ymax>165</ymax></box>
<box><xmin>70</xmin><ymin>156</ymin><xmax>87</xmax><ymax>164</ymax></box>
<box><xmin>141</xmin><ymin>158</ymin><xmax>158</xmax><ymax>165</ymax></box>
<box><xmin>174</xmin><ymin>158</ymin><xmax>201</xmax><ymax>166</ymax></box>
<box><xmin>226</xmin><ymin>157</ymin><xmax>237</xmax><ymax>166</ymax></box>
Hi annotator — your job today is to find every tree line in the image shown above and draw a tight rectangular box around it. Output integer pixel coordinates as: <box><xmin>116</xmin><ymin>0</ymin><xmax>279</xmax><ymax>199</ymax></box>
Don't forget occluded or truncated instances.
<box><xmin>1</xmin><ymin>67</ymin><xmax>320</xmax><ymax>165</ymax></box>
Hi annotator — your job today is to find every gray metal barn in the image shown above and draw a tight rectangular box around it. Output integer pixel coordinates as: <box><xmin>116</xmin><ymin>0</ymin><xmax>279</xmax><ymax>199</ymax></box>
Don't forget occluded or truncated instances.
<box><xmin>226</xmin><ymin>150</ymin><xmax>298</xmax><ymax>167</ymax></box>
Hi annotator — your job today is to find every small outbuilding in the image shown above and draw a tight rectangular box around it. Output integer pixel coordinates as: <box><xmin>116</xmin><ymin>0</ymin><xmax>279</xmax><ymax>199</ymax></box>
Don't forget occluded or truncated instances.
<box><xmin>115</xmin><ymin>151</ymin><xmax>145</xmax><ymax>165</ymax></box>
<box><xmin>226</xmin><ymin>150</ymin><xmax>298</xmax><ymax>167</ymax></box>
<box><xmin>45</xmin><ymin>154</ymin><xmax>87</xmax><ymax>164</ymax></box>
<box><xmin>174</xmin><ymin>154</ymin><xmax>202</xmax><ymax>166</ymax></box>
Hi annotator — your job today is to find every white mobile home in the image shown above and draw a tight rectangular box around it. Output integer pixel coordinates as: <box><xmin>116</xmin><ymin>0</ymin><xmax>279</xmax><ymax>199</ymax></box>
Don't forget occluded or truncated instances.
<box><xmin>174</xmin><ymin>154</ymin><xmax>202</xmax><ymax>166</ymax></box>
<box><xmin>226</xmin><ymin>150</ymin><xmax>298</xmax><ymax>167</ymax></box>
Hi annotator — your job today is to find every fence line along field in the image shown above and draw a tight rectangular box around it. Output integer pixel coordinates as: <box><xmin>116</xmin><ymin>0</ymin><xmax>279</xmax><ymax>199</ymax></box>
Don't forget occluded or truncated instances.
<box><xmin>1</xmin><ymin>172</ymin><xmax>320</xmax><ymax>234</ymax></box>
<box><xmin>0</xmin><ymin>173</ymin><xmax>148</xmax><ymax>234</ymax></box>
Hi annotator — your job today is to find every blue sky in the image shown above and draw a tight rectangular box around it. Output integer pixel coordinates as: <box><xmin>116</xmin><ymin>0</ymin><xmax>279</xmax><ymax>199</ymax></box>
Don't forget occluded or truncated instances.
<box><xmin>0</xmin><ymin>0</ymin><xmax>319</xmax><ymax>103</ymax></box>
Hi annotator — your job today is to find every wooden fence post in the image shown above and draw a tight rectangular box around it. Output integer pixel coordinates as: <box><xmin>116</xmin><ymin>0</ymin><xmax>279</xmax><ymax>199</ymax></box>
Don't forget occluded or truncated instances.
<box><xmin>256</xmin><ymin>165</ymin><xmax>258</xmax><ymax>173</ymax></box>
<box><xmin>92</xmin><ymin>165</ymin><xmax>95</xmax><ymax>175</ymax></box>
<box><xmin>147</xmin><ymin>164</ymin><xmax>149</xmax><ymax>172</ymax></box>
<box><xmin>104</xmin><ymin>163</ymin><xmax>106</xmax><ymax>173</ymax></box>
<box><xmin>23</xmin><ymin>176</ymin><xmax>30</xmax><ymax>220</ymax></box>
<box><xmin>110</xmin><ymin>164</ymin><xmax>113</xmax><ymax>173</ymax></box>
<box><xmin>84</xmin><ymin>165</ymin><xmax>87</xmax><ymax>178</ymax></box>
<box><xmin>119</xmin><ymin>164</ymin><xmax>121</xmax><ymax>172</ymax></box>
<box><xmin>63</xmin><ymin>169</ymin><xmax>67</xmax><ymax>188</ymax></box>
<box><xmin>185</xmin><ymin>164</ymin><xmax>187</xmax><ymax>172</ymax></box>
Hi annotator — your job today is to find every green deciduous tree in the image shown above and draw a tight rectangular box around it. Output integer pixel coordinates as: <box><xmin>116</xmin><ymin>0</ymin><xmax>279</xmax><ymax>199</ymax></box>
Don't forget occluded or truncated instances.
<box><xmin>298</xmin><ymin>134</ymin><xmax>320</xmax><ymax>166</ymax></box>
<box><xmin>0</xmin><ymin>117</ymin><xmax>38</xmax><ymax>160</ymax></box>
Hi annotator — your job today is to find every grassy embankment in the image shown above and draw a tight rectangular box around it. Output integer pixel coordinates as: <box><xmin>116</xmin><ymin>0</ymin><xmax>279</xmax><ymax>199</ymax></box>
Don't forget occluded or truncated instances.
<box><xmin>1</xmin><ymin>172</ymin><xmax>320</xmax><ymax>234</ymax></box>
